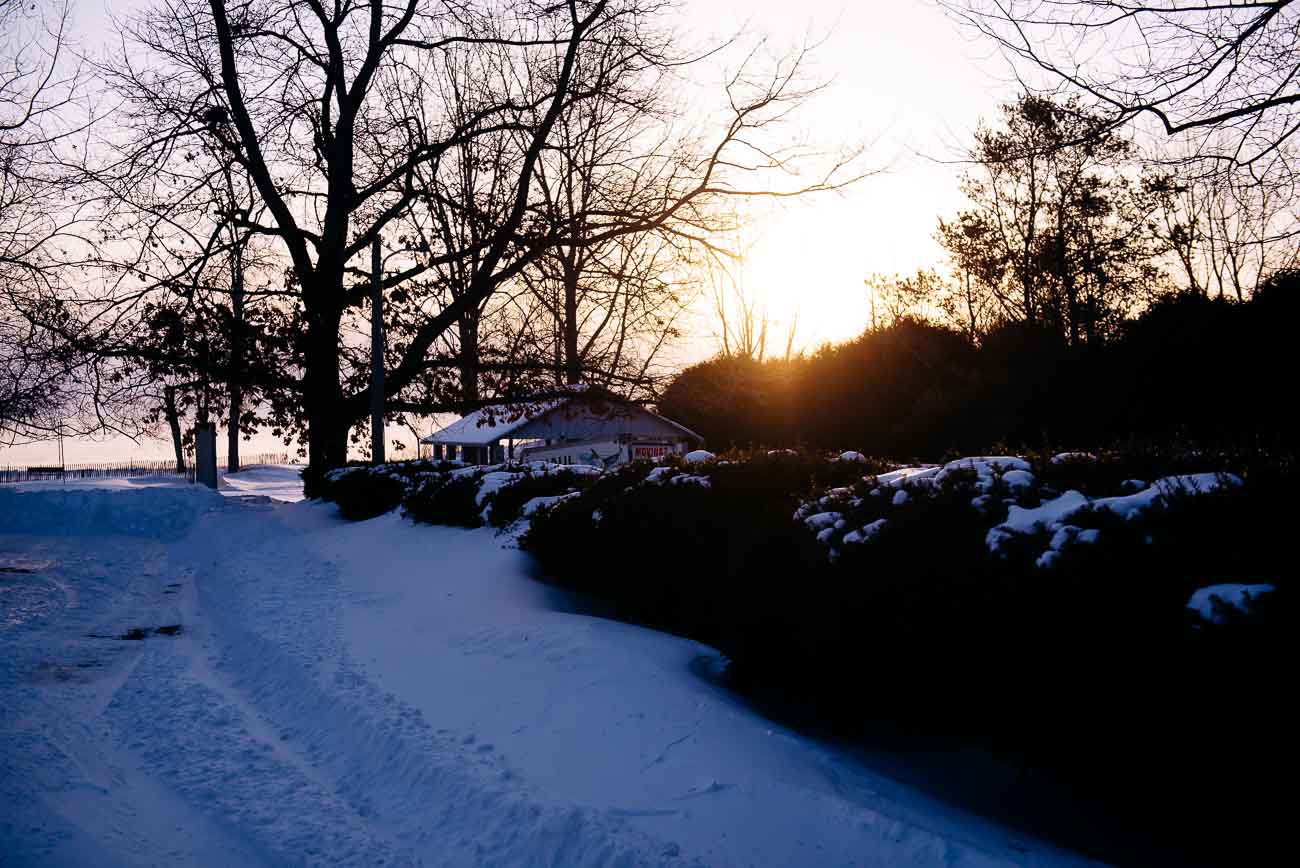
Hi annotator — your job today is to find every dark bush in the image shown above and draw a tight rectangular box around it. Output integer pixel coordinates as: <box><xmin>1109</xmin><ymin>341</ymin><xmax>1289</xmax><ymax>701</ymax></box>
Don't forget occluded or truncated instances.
<box><xmin>658</xmin><ymin>285</ymin><xmax>1299</xmax><ymax>460</ymax></box>
<box><xmin>319</xmin><ymin>467</ymin><xmax>408</xmax><ymax>521</ymax></box>
<box><xmin>523</xmin><ymin>458</ymin><xmax>829</xmax><ymax>647</ymax></box>
<box><xmin>523</xmin><ymin>452</ymin><xmax>1293</xmax><ymax>866</ymax></box>
<box><xmin>480</xmin><ymin>468</ymin><xmax>598</xmax><ymax>527</ymax></box>
<box><xmin>402</xmin><ymin>472</ymin><xmax>484</xmax><ymax>528</ymax></box>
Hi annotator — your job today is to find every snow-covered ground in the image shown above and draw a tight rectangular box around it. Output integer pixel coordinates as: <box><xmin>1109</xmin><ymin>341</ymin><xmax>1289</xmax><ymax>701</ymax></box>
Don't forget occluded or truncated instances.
<box><xmin>1</xmin><ymin>468</ymin><xmax>1102</xmax><ymax>867</ymax></box>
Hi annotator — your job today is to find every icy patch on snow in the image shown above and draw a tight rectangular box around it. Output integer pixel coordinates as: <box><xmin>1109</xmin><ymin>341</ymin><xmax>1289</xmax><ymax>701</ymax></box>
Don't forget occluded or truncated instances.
<box><xmin>1187</xmin><ymin>584</ymin><xmax>1275</xmax><ymax>623</ymax></box>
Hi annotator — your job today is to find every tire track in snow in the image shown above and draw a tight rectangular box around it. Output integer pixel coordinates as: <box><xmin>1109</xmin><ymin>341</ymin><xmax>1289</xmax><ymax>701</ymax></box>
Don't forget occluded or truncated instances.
<box><xmin>180</xmin><ymin>501</ymin><xmax>701</xmax><ymax>867</ymax></box>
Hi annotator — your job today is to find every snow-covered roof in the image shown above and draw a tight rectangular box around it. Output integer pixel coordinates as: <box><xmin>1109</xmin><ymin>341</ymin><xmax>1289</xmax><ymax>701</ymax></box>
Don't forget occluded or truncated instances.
<box><xmin>421</xmin><ymin>390</ymin><xmax>702</xmax><ymax>446</ymax></box>
<box><xmin>421</xmin><ymin>396</ymin><xmax>568</xmax><ymax>446</ymax></box>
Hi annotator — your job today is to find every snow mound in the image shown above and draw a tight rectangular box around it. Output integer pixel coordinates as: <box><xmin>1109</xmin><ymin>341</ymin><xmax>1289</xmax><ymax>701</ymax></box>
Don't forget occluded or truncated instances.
<box><xmin>683</xmin><ymin>450</ymin><xmax>715</xmax><ymax>464</ymax></box>
<box><xmin>0</xmin><ymin>486</ymin><xmax>221</xmax><ymax>539</ymax></box>
<box><xmin>836</xmin><ymin>451</ymin><xmax>868</xmax><ymax>462</ymax></box>
<box><xmin>935</xmin><ymin>456</ymin><xmax>1032</xmax><ymax>491</ymax></box>
<box><xmin>1187</xmin><ymin>584</ymin><xmax>1275</xmax><ymax>623</ymax></box>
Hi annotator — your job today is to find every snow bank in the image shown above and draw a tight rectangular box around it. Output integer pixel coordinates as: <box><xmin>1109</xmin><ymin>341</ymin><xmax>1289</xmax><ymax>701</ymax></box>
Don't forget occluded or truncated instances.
<box><xmin>0</xmin><ymin>485</ymin><xmax>221</xmax><ymax>539</ymax></box>
<box><xmin>0</xmin><ymin>465</ymin><xmax>1109</xmax><ymax>867</ymax></box>
<box><xmin>1187</xmin><ymin>584</ymin><xmax>1276</xmax><ymax>623</ymax></box>
<box><xmin>683</xmin><ymin>449</ymin><xmax>715</xmax><ymax>464</ymax></box>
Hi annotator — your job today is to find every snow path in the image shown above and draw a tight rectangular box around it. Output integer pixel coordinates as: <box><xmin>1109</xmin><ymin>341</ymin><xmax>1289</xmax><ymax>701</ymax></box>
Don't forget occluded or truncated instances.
<box><xmin>2</xmin><ymin>480</ymin><xmax>1103</xmax><ymax>867</ymax></box>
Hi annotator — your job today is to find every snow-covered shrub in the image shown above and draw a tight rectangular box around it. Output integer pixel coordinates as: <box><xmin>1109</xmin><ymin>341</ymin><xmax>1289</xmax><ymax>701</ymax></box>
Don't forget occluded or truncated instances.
<box><xmin>479</xmin><ymin>467</ymin><xmax>599</xmax><ymax>528</ymax></box>
<box><xmin>523</xmin><ymin>456</ymin><xmax>827</xmax><ymax>642</ymax></box>
<box><xmin>402</xmin><ymin>471</ymin><xmax>485</xmax><ymax>528</ymax></box>
<box><xmin>319</xmin><ymin>467</ymin><xmax>409</xmax><ymax>520</ymax></box>
<box><xmin>315</xmin><ymin>459</ymin><xmax>464</xmax><ymax>520</ymax></box>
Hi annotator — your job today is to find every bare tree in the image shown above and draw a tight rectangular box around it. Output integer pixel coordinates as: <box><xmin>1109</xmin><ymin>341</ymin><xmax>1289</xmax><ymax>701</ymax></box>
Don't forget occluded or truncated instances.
<box><xmin>72</xmin><ymin>0</ymin><xmax>863</xmax><ymax>482</ymax></box>
<box><xmin>1147</xmin><ymin>164</ymin><xmax>1300</xmax><ymax>299</ymax></box>
<box><xmin>0</xmin><ymin>0</ymin><xmax>90</xmax><ymax>443</ymax></box>
<box><xmin>863</xmin><ymin>270</ymin><xmax>947</xmax><ymax>331</ymax></box>
<box><xmin>942</xmin><ymin>1</ymin><xmax>1300</xmax><ymax>184</ymax></box>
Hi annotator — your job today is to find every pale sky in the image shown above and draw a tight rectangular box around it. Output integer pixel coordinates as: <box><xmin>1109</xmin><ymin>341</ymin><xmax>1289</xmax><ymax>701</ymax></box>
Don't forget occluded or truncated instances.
<box><xmin>2</xmin><ymin>0</ymin><xmax>1011</xmax><ymax>465</ymax></box>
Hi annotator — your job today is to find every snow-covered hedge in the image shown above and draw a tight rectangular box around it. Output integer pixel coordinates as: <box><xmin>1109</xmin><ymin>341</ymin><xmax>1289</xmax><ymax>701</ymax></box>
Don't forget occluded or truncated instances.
<box><xmin>319</xmin><ymin>445</ymin><xmax>1291</xmax><ymax>863</ymax></box>
<box><xmin>522</xmin><ymin>447</ymin><xmax>1289</xmax><ymax>844</ymax></box>
<box><xmin>317</xmin><ymin>458</ymin><xmax>606</xmax><ymax>530</ymax></box>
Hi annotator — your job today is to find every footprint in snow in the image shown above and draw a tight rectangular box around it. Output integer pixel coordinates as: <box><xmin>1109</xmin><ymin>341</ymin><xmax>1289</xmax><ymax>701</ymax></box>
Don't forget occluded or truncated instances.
<box><xmin>672</xmin><ymin>780</ymin><xmax>731</xmax><ymax>800</ymax></box>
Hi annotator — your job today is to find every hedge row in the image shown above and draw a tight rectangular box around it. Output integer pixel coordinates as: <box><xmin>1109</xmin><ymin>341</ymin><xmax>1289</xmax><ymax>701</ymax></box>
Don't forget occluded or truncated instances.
<box><xmin>519</xmin><ymin>448</ymin><xmax>1291</xmax><ymax>866</ymax></box>
<box><xmin>316</xmin><ymin>458</ymin><xmax>604</xmax><ymax>528</ymax></box>
<box><xmin>314</xmin><ymin>448</ymin><xmax>1290</xmax><ymax>865</ymax></box>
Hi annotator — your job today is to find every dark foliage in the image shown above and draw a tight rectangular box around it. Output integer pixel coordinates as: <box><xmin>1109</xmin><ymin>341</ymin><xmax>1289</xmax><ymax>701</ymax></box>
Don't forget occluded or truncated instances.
<box><xmin>523</xmin><ymin>458</ymin><xmax>834</xmax><ymax>648</ymax></box>
<box><xmin>402</xmin><ymin>474</ymin><xmax>485</xmax><ymax>528</ymax></box>
<box><xmin>318</xmin><ymin>468</ymin><xmax>409</xmax><ymax>521</ymax></box>
<box><xmin>312</xmin><ymin>459</ymin><xmax>465</xmax><ymax>516</ymax></box>
<box><xmin>658</xmin><ymin>281</ymin><xmax>1300</xmax><ymax>457</ymax></box>
<box><xmin>480</xmin><ymin>469</ymin><xmax>598</xmax><ymax>527</ymax></box>
<box><xmin>523</xmin><ymin>453</ymin><xmax>1292</xmax><ymax>866</ymax></box>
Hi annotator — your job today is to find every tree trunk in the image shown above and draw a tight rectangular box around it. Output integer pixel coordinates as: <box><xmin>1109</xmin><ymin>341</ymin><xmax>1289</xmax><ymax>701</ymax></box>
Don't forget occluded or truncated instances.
<box><xmin>369</xmin><ymin>238</ymin><xmax>386</xmax><ymax>465</ymax></box>
<box><xmin>227</xmin><ymin>242</ymin><xmax>245</xmax><ymax>473</ymax></box>
<box><xmin>457</xmin><ymin>312</ymin><xmax>480</xmax><ymax>405</ymax></box>
<box><xmin>563</xmin><ymin>261</ymin><xmax>581</xmax><ymax>385</ymax></box>
<box><xmin>304</xmin><ymin>302</ymin><xmax>349</xmax><ymax>485</ymax></box>
<box><xmin>163</xmin><ymin>387</ymin><xmax>185</xmax><ymax>474</ymax></box>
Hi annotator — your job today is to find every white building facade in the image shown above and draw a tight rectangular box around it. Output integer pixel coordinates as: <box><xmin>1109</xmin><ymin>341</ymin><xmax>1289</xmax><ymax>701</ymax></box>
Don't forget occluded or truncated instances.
<box><xmin>420</xmin><ymin>393</ymin><xmax>702</xmax><ymax>469</ymax></box>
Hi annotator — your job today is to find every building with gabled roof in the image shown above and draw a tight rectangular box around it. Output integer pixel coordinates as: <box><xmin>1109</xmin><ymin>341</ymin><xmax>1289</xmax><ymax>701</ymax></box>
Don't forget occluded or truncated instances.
<box><xmin>420</xmin><ymin>388</ymin><xmax>703</xmax><ymax>467</ymax></box>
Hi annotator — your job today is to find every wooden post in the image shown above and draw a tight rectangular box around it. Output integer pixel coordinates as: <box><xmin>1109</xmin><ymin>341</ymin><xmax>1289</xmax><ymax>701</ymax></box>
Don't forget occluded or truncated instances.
<box><xmin>195</xmin><ymin>423</ymin><xmax>218</xmax><ymax>489</ymax></box>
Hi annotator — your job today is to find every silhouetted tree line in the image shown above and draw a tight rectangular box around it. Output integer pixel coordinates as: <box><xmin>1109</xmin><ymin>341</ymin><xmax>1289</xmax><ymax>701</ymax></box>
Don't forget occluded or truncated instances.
<box><xmin>660</xmin><ymin>269</ymin><xmax>1300</xmax><ymax>456</ymax></box>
